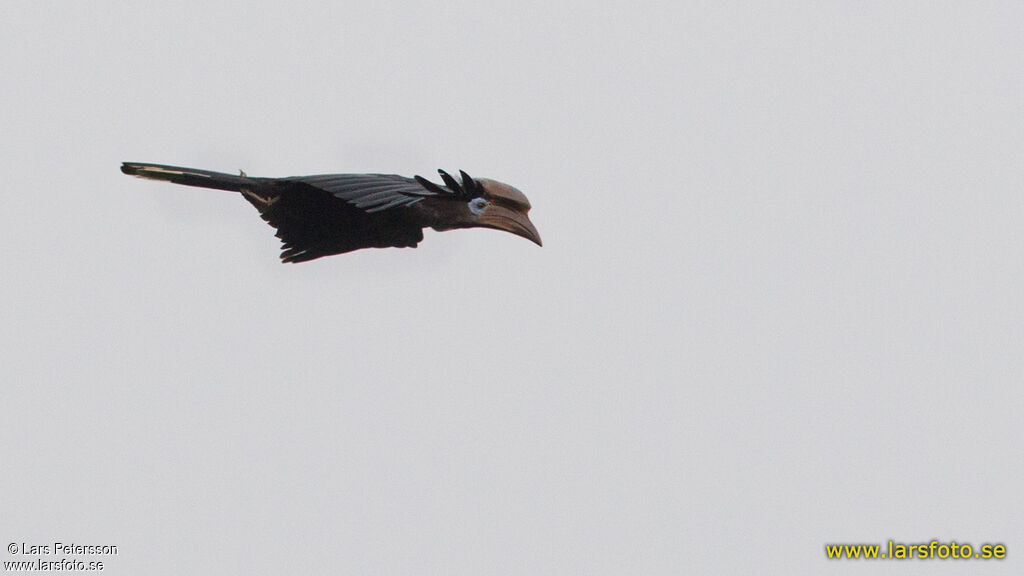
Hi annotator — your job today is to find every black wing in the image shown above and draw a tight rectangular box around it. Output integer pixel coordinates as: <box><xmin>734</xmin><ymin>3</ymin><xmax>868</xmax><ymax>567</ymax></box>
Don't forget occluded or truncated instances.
<box><xmin>287</xmin><ymin>173</ymin><xmax>436</xmax><ymax>212</ymax></box>
<box><xmin>245</xmin><ymin>174</ymin><xmax>437</xmax><ymax>263</ymax></box>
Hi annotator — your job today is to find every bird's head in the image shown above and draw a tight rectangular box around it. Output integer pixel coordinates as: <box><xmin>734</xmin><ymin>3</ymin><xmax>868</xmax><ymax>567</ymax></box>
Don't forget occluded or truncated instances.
<box><xmin>416</xmin><ymin>170</ymin><xmax>542</xmax><ymax>246</ymax></box>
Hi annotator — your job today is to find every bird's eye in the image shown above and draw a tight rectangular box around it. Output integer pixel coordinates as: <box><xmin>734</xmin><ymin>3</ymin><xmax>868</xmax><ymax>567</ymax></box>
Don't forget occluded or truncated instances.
<box><xmin>468</xmin><ymin>197</ymin><xmax>489</xmax><ymax>215</ymax></box>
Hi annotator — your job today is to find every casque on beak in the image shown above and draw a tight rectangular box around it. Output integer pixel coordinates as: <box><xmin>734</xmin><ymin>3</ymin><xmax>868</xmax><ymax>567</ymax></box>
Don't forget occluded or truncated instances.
<box><xmin>479</xmin><ymin>204</ymin><xmax>543</xmax><ymax>246</ymax></box>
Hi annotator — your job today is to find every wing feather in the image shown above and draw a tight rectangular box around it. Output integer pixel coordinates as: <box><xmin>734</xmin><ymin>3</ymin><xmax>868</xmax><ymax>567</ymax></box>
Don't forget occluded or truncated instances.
<box><xmin>283</xmin><ymin>173</ymin><xmax>436</xmax><ymax>213</ymax></box>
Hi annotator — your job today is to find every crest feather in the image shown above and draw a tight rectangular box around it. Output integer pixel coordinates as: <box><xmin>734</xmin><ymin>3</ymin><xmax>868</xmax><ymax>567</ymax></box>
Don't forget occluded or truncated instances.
<box><xmin>412</xmin><ymin>169</ymin><xmax>480</xmax><ymax>200</ymax></box>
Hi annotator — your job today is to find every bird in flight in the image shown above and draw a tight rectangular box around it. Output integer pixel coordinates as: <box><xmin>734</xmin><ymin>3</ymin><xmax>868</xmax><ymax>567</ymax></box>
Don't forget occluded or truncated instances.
<box><xmin>121</xmin><ymin>162</ymin><xmax>542</xmax><ymax>263</ymax></box>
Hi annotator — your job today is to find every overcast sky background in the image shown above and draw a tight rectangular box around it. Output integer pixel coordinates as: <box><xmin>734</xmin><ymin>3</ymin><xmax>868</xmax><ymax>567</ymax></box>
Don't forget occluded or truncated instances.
<box><xmin>2</xmin><ymin>1</ymin><xmax>1021</xmax><ymax>574</ymax></box>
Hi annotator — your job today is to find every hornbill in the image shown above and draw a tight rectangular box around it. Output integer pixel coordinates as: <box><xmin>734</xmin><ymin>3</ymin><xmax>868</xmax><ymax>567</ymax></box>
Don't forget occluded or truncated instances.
<box><xmin>121</xmin><ymin>162</ymin><xmax>542</xmax><ymax>263</ymax></box>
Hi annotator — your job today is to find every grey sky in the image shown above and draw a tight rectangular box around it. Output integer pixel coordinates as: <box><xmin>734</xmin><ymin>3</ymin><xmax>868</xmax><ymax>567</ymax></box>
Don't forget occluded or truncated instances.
<box><xmin>2</xmin><ymin>1</ymin><xmax>1021</xmax><ymax>574</ymax></box>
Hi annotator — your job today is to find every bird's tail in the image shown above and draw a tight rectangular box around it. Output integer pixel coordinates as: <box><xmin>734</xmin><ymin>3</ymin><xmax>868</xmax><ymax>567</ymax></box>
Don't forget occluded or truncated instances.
<box><xmin>121</xmin><ymin>162</ymin><xmax>256</xmax><ymax>192</ymax></box>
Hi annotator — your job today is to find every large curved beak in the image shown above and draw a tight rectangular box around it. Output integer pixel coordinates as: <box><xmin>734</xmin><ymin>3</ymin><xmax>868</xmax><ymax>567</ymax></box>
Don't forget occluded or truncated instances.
<box><xmin>479</xmin><ymin>205</ymin><xmax>543</xmax><ymax>246</ymax></box>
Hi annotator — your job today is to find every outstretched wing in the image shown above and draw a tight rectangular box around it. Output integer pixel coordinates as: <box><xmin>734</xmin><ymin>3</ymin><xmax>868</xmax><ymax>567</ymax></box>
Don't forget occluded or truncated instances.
<box><xmin>243</xmin><ymin>174</ymin><xmax>438</xmax><ymax>263</ymax></box>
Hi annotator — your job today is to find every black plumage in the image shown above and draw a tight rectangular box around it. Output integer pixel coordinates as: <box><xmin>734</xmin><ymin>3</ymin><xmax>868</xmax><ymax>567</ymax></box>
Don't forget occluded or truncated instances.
<box><xmin>121</xmin><ymin>162</ymin><xmax>541</xmax><ymax>263</ymax></box>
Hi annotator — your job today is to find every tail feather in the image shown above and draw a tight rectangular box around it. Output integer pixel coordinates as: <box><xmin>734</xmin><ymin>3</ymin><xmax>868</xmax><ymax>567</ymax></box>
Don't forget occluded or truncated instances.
<box><xmin>121</xmin><ymin>162</ymin><xmax>255</xmax><ymax>192</ymax></box>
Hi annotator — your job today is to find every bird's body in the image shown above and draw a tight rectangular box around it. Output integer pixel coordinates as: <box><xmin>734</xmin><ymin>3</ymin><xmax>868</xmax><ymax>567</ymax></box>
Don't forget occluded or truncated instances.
<box><xmin>121</xmin><ymin>162</ymin><xmax>541</xmax><ymax>262</ymax></box>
